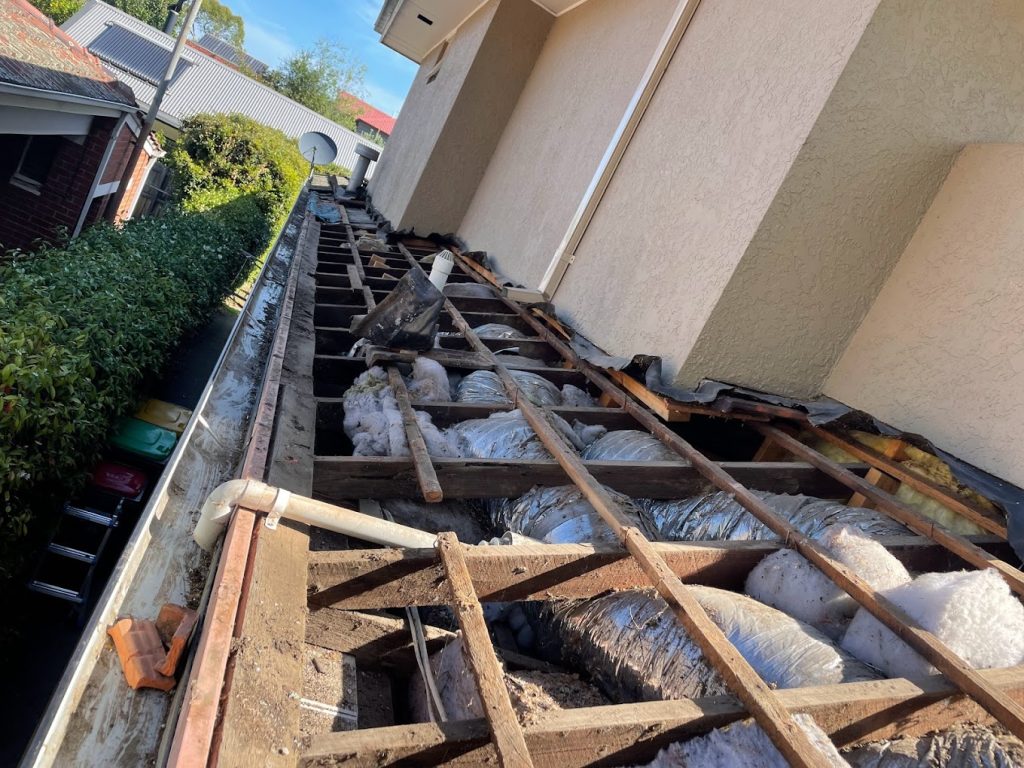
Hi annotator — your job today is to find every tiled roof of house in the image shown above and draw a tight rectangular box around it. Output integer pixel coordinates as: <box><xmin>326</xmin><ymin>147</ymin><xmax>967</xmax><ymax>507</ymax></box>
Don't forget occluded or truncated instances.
<box><xmin>339</xmin><ymin>91</ymin><xmax>395</xmax><ymax>136</ymax></box>
<box><xmin>0</xmin><ymin>0</ymin><xmax>134</xmax><ymax>106</ymax></box>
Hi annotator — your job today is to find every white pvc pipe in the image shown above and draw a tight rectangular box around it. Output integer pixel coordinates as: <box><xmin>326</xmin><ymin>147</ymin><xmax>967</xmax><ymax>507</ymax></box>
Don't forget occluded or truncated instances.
<box><xmin>537</xmin><ymin>0</ymin><xmax>702</xmax><ymax>299</ymax></box>
<box><xmin>193</xmin><ymin>479</ymin><xmax>439</xmax><ymax>551</ymax></box>
<box><xmin>428</xmin><ymin>249</ymin><xmax>455</xmax><ymax>291</ymax></box>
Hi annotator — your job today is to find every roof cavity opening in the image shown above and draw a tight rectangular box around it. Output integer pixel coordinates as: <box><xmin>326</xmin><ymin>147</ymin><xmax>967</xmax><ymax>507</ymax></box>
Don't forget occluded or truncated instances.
<box><xmin>416</xmin><ymin>13</ymin><xmax>433</xmax><ymax>25</ymax></box>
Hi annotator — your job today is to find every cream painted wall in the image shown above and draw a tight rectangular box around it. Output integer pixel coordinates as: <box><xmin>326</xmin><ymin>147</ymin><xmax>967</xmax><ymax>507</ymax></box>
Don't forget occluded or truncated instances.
<box><xmin>369</xmin><ymin>0</ymin><xmax>499</xmax><ymax>228</ymax></box>
<box><xmin>550</xmin><ymin>0</ymin><xmax>879</xmax><ymax>380</ymax></box>
<box><xmin>368</xmin><ymin>0</ymin><xmax>552</xmax><ymax>234</ymax></box>
<box><xmin>675</xmin><ymin>0</ymin><xmax>1024</xmax><ymax>397</ymax></box>
<box><xmin>826</xmin><ymin>145</ymin><xmax>1024</xmax><ymax>488</ymax></box>
<box><xmin>404</xmin><ymin>0</ymin><xmax>552</xmax><ymax>234</ymax></box>
<box><xmin>457</xmin><ymin>0</ymin><xmax>678</xmax><ymax>287</ymax></box>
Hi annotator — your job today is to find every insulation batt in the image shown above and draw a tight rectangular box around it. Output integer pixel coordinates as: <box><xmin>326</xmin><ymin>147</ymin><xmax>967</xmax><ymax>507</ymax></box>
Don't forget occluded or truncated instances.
<box><xmin>560</xmin><ymin>384</ymin><xmax>597</xmax><ymax>407</ymax></box>
<box><xmin>341</xmin><ymin>366</ymin><xmax>453</xmax><ymax>457</ymax></box>
<box><xmin>631</xmin><ymin>714</ymin><xmax>849</xmax><ymax>768</ymax></box>
<box><xmin>541</xmin><ymin>588</ymin><xmax>881</xmax><ymax>703</ymax></box>
<box><xmin>490</xmin><ymin>484</ymin><xmax>651</xmax><ymax>545</ymax></box>
<box><xmin>641</xmin><ymin>491</ymin><xmax>909</xmax><ymax>542</ymax></box>
<box><xmin>405</xmin><ymin>357</ymin><xmax>450</xmax><ymax>402</ymax></box>
<box><xmin>841</xmin><ymin>568</ymin><xmax>1024</xmax><ymax>679</ymax></box>
<box><xmin>581</xmin><ymin>430</ymin><xmax>680</xmax><ymax>462</ymax></box>
<box><xmin>447</xmin><ymin>409</ymin><xmax>584</xmax><ymax>459</ymax></box>
<box><xmin>745</xmin><ymin>525</ymin><xmax>911</xmax><ymax>639</ymax></box>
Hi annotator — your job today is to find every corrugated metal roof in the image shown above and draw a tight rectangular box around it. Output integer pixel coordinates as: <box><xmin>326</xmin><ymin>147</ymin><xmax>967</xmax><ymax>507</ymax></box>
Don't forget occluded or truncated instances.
<box><xmin>90</xmin><ymin>23</ymin><xmax>190</xmax><ymax>85</ymax></box>
<box><xmin>0</xmin><ymin>0</ymin><xmax>135</xmax><ymax>107</ymax></box>
<box><xmin>63</xmin><ymin>1</ymin><xmax>382</xmax><ymax>173</ymax></box>
<box><xmin>195</xmin><ymin>33</ymin><xmax>268</xmax><ymax>75</ymax></box>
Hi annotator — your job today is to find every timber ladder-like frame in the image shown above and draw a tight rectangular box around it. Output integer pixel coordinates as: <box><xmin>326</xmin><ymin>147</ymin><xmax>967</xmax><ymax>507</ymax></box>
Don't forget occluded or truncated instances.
<box><xmin>189</xmin><ymin>190</ymin><xmax>1023</xmax><ymax>768</ymax></box>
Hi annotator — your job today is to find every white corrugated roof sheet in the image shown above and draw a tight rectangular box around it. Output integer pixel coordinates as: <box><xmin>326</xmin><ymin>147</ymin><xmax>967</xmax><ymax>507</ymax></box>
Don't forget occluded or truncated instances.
<box><xmin>63</xmin><ymin>1</ymin><xmax>381</xmax><ymax>173</ymax></box>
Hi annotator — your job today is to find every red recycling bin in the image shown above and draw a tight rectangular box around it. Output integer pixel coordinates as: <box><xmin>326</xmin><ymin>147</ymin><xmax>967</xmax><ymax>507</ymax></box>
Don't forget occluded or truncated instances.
<box><xmin>91</xmin><ymin>461</ymin><xmax>147</xmax><ymax>501</ymax></box>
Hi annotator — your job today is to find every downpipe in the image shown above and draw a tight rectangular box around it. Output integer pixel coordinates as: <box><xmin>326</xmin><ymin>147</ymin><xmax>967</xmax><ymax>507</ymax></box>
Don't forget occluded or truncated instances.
<box><xmin>193</xmin><ymin>479</ymin><xmax>439</xmax><ymax>551</ymax></box>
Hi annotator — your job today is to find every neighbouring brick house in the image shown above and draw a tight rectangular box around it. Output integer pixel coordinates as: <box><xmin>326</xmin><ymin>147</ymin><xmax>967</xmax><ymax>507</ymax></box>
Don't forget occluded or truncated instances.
<box><xmin>0</xmin><ymin>0</ymin><xmax>158</xmax><ymax>251</ymax></box>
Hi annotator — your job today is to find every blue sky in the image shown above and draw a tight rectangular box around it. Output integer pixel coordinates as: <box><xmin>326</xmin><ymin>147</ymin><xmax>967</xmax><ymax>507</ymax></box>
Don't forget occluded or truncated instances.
<box><xmin>227</xmin><ymin>0</ymin><xmax>417</xmax><ymax>117</ymax></box>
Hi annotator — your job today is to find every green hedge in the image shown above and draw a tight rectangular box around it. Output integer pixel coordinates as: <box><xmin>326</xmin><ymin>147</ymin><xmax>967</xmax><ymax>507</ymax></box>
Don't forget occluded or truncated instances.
<box><xmin>165</xmin><ymin>113</ymin><xmax>306</xmax><ymax>256</ymax></box>
<box><xmin>0</xmin><ymin>210</ymin><xmax>250</xmax><ymax>579</ymax></box>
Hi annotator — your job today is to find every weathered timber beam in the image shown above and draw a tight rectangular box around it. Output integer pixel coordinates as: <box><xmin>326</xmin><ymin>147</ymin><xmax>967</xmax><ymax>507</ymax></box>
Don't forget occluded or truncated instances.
<box><xmin>306</xmin><ymin>537</ymin><xmax>1009</xmax><ymax>610</ymax></box>
<box><xmin>436</xmin><ymin>533</ymin><xmax>534</xmax><ymax>767</ymax></box>
<box><xmin>299</xmin><ymin>666</ymin><xmax>1024</xmax><ymax>767</ymax></box>
<box><xmin>311</xmin><ymin>458</ymin><xmax>867</xmax><ymax>501</ymax></box>
<box><xmin>315</xmin><ymin>400</ymin><xmax>636</xmax><ymax>430</ymax></box>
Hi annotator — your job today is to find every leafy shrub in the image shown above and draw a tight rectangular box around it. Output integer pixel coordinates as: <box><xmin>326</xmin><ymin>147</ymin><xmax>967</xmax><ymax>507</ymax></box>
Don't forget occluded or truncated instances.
<box><xmin>0</xmin><ymin>210</ymin><xmax>249</xmax><ymax>579</ymax></box>
<box><xmin>165</xmin><ymin>113</ymin><xmax>306</xmax><ymax>255</ymax></box>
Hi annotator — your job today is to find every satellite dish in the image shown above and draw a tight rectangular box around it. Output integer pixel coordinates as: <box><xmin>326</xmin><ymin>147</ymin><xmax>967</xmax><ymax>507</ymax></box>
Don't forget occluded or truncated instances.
<box><xmin>299</xmin><ymin>131</ymin><xmax>338</xmax><ymax>165</ymax></box>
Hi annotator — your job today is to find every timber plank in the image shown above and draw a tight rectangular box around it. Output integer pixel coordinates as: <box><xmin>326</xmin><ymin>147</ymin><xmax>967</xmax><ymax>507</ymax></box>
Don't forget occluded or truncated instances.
<box><xmin>311</xmin><ymin>457</ymin><xmax>866</xmax><ymax>500</ymax></box>
<box><xmin>300</xmin><ymin>667</ymin><xmax>1024</xmax><ymax>767</ymax></box>
<box><xmin>386</xmin><ymin>367</ymin><xmax>443</xmax><ymax>502</ymax></box>
<box><xmin>437</xmin><ymin>534</ymin><xmax>534</xmax><ymax>768</ymax></box>
<box><xmin>306</xmin><ymin>538</ymin><xmax>1010</xmax><ymax>609</ymax></box>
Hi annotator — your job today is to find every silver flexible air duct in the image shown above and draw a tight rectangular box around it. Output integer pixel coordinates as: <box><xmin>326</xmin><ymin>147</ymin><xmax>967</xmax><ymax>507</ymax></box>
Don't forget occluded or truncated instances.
<box><xmin>581</xmin><ymin>430</ymin><xmax>681</xmax><ymax>462</ymax></box>
<box><xmin>641</xmin><ymin>491</ymin><xmax>909</xmax><ymax>542</ymax></box>
<box><xmin>489</xmin><ymin>485</ymin><xmax>651</xmax><ymax>546</ymax></box>
<box><xmin>455</xmin><ymin>370</ymin><xmax>562</xmax><ymax>406</ymax></box>
<box><xmin>473</xmin><ymin>323</ymin><xmax>527</xmax><ymax>340</ymax></box>
<box><xmin>540</xmin><ymin>588</ymin><xmax>881</xmax><ymax>703</ymax></box>
<box><xmin>448</xmin><ymin>409</ymin><xmax>584</xmax><ymax>460</ymax></box>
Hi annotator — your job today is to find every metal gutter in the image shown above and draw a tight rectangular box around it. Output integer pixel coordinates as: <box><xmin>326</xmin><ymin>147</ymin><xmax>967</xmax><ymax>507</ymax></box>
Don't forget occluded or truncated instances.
<box><xmin>538</xmin><ymin>0</ymin><xmax>702</xmax><ymax>298</ymax></box>
<box><xmin>19</xmin><ymin>195</ymin><xmax>306</xmax><ymax>768</ymax></box>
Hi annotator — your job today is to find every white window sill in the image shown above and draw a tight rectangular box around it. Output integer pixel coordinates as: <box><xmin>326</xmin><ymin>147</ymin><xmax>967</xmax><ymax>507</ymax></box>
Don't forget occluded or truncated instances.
<box><xmin>9</xmin><ymin>175</ymin><xmax>42</xmax><ymax>196</ymax></box>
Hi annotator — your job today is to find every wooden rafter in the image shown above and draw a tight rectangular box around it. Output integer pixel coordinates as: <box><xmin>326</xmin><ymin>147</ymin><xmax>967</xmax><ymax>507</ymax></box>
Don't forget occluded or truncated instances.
<box><xmin>386</xmin><ymin>367</ymin><xmax>444</xmax><ymax>502</ymax></box>
<box><xmin>411</xmin><ymin>247</ymin><xmax>836</xmax><ymax>767</ymax></box>
<box><xmin>301</xmin><ymin>667</ymin><xmax>1024</xmax><ymax>767</ymax></box>
<box><xmin>446</xmin><ymin>249</ymin><xmax>1024</xmax><ymax>743</ymax></box>
<box><xmin>436</xmin><ymin>533</ymin><xmax>534</xmax><ymax>768</ymax></box>
<box><xmin>306</xmin><ymin>536</ymin><xmax>1009</xmax><ymax>610</ymax></box>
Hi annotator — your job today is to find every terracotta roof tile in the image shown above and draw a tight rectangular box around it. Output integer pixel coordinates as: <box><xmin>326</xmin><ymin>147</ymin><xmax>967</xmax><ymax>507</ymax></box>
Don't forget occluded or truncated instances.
<box><xmin>0</xmin><ymin>0</ymin><xmax>135</xmax><ymax>106</ymax></box>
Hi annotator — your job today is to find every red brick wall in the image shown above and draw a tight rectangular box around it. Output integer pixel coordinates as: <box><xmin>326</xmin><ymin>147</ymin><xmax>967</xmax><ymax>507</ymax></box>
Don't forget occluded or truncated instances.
<box><xmin>0</xmin><ymin>115</ymin><xmax>116</xmax><ymax>252</ymax></box>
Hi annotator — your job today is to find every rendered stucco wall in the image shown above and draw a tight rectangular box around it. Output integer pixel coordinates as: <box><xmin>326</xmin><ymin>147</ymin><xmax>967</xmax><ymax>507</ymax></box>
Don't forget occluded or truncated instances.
<box><xmin>457</xmin><ymin>0</ymin><xmax>678</xmax><ymax>286</ymax></box>
<box><xmin>368</xmin><ymin>1</ymin><xmax>498</xmax><ymax>227</ymax></box>
<box><xmin>675</xmin><ymin>0</ymin><xmax>1024</xmax><ymax>396</ymax></box>
<box><xmin>368</xmin><ymin>0</ymin><xmax>552</xmax><ymax>234</ymax></box>
<box><xmin>549</xmin><ymin>0</ymin><xmax>879</xmax><ymax>380</ymax></box>
<box><xmin>826</xmin><ymin>145</ymin><xmax>1024</xmax><ymax>488</ymax></box>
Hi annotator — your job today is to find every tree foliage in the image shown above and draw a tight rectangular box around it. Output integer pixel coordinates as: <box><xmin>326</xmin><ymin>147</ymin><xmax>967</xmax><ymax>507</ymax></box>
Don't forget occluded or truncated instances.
<box><xmin>265</xmin><ymin>40</ymin><xmax>366</xmax><ymax>129</ymax></box>
<box><xmin>27</xmin><ymin>0</ymin><xmax>81</xmax><ymax>25</ymax></box>
<box><xmin>189</xmin><ymin>0</ymin><xmax>245</xmax><ymax>48</ymax></box>
<box><xmin>0</xmin><ymin>210</ymin><xmax>250</xmax><ymax>579</ymax></box>
<box><xmin>164</xmin><ymin>112</ymin><xmax>306</xmax><ymax>253</ymax></box>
